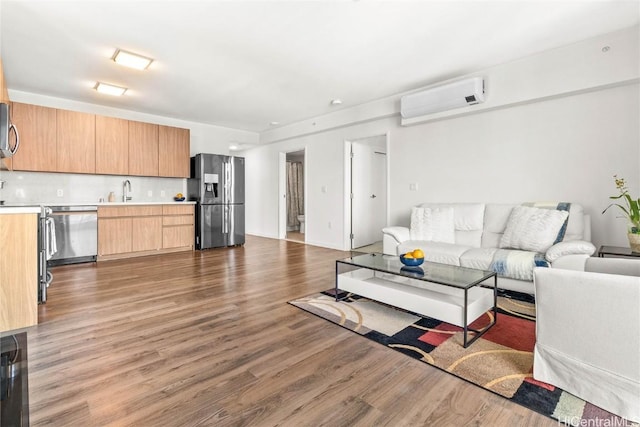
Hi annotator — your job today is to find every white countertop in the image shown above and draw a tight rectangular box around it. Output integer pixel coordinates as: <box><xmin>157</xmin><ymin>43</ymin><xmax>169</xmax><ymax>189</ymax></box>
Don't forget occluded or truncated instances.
<box><xmin>0</xmin><ymin>206</ymin><xmax>42</xmax><ymax>215</ymax></box>
<box><xmin>1</xmin><ymin>201</ymin><xmax>196</xmax><ymax>207</ymax></box>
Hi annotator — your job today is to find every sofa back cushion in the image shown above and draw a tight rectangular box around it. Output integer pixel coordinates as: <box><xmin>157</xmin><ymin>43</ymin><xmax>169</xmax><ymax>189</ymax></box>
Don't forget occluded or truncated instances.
<box><xmin>419</xmin><ymin>203</ymin><xmax>485</xmax><ymax>247</ymax></box>
<box><xmin>410</xmin><ymin>206</ymin><xmax>455</xmax><ymax>243</ymax></box>
<box><xmin>482</xmin><ymin>202</ymin><xmax>586</xmax><ymax>248</ymax></box>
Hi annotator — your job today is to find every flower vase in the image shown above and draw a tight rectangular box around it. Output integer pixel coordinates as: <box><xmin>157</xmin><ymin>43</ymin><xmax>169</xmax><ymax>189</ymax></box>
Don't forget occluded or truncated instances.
<box><xmin>628</xmin><ymin>232</ymin><xmax>640</xmax><ymax>253</ymax></box>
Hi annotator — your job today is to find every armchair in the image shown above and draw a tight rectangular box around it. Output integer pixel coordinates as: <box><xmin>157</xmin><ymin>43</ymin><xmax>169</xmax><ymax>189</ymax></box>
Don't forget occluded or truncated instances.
<box><xmin>533</xmin><ymin>257</ymin><xmax>640</xmax><ymax>422</ymax></box>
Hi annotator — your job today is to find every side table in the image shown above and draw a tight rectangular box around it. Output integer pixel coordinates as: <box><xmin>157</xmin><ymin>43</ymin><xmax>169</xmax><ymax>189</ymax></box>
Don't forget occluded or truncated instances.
<box><xmin>597</xmin><ymin>245</ymin><xmax>640</xmax><ymax>258</ymax></box>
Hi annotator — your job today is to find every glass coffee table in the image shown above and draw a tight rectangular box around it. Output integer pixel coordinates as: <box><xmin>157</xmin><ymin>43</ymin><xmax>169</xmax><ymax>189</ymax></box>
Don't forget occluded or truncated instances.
<box><xmin>335</xmin><ymin>253</ymin><xmax>498</xmax><ymax>348</ymax></box>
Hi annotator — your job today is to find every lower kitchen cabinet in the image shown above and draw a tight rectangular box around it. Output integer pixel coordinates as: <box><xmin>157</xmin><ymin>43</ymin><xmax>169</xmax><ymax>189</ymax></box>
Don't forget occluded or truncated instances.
<box><xmin>98</xmin><ymin>204</ymin><xmax>193</xmax><ymax>260</ymax></box>
<box><xmin>0</xmin><ymin>212</ymin><xmax>38</xmax><ymax>332</ymax></box>
<box><xmin>98</xmin><ymin>217</ymin><xmax>132</xmax><ymax>256</ymax></box>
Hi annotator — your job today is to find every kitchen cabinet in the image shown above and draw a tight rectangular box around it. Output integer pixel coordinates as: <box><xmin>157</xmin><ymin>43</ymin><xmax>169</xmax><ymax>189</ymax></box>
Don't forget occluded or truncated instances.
<box><xmin>129</xmin><ymin>121</ymin><xmax>159</xmax><ymax>176</ymax></box>
<box><xmin>96</xmin><ymin>116</ymin><xmax>128</xmax><ymax>175</ymax></box>
<box><xmin>56</xmin><ymin>109</ymin><xmax>95</xmax><ymax>173</ymax></box>
<box><xmin>98</xmin><ymin>217</ymin><xmax>132</xmax><ymax>256</ymax></box>
<box><xmin>162</xmin><ymin>204</ymin><xmax>194</xmax><ymax>249</ymax></box>
<box><xmin>98</xmin><ymin>204</ymin><xmax>190</xmax><ymax>260</ymax></box>
<box><xmin>0</xmin><ymin>212</ymin><xmax>38</xmax><ymax>332</ymax></box>
<box><xmin>158</xmin><ymin>125</ymin><xmax>190</xmax><ymax>178</ymax></box>
<box><xmin>9</xmin><ymin>102</ymin><xmax>57</xmax><ymax>172</ymax></box>
<box><xmin>0</xmin><ymin>57</ymin><xmax>8</xmax><ymax>103</ymax></box>
<box><xmin>132</xmin><ymin>216</ymin><xmax>163</xmax><ymax>252</ymax></box>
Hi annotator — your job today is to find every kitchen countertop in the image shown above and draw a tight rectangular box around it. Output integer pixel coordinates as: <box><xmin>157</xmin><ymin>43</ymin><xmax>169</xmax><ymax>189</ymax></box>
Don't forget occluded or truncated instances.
<box><xmin>1</xmin><ymin>201</ymin><xmax>196</xmax><ymax>208</ymax></box>
<box><xmin>0</xmin><ymin>206</ymin><xmax>42</xmax><ymax>214</ymax></box>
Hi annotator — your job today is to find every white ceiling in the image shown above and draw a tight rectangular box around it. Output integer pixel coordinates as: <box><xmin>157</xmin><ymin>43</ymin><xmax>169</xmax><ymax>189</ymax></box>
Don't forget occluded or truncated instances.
<box><xmin>1</xmin><ymin>1</ymin><xmax>638</xmax><ymax>133</ymax></box>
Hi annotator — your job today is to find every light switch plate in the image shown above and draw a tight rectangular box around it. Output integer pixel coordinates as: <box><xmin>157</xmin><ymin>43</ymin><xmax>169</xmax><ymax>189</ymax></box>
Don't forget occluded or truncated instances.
<box><xmin>57</xmin><ymin>189</ymin><xmax>64</xmax><ymax>197</ymax></box>
<box><xmin>160</xmin><ymin>190</ymin><xmax>166</xmax><ymax>197</ymax></box>
<box><xmin>147</xmin><ymin>190</ymin><xmax>153</xmax><ymax>197</ymax></box>
<box><xmin>409</xmin><ymin>183</ymin><xmax>418</xmax><ymax>191</ymax></box>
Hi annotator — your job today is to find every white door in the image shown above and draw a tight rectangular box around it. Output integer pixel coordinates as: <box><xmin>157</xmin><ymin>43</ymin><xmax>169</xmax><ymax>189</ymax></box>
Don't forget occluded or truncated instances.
<box><xmin>351</xmin><ymin>141</ymin><xmax>387</xmax><ymax>249</ymax></box>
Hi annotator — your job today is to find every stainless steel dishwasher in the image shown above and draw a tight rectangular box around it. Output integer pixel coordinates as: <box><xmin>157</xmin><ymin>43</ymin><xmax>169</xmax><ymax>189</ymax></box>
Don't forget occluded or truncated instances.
<box><xmin>48</xmin><ymin>205</ymin><xmax>98</xmax><ymax>266</ymax></box>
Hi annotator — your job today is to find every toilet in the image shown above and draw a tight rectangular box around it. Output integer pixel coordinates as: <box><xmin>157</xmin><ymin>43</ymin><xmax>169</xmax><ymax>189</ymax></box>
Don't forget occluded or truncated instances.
<box><xmin>297</xmin><ymin>215</ymin><xmax>305</xmax><ymax>234</ymax></box>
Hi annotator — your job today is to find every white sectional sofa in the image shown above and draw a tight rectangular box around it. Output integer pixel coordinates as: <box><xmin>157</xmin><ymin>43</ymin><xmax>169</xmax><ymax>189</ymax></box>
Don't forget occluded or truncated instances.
<box><xmin>382</xmin><ymin>203</ymin><xmax>595</xmax><ymax>294</ymax></box>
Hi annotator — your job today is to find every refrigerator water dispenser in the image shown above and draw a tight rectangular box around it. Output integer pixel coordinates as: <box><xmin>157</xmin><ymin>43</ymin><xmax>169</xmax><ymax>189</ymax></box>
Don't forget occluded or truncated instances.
<box><xmin>204</xmin><ymin>173</ymin><xmax>219</xmax><ymax>197</ymax></box>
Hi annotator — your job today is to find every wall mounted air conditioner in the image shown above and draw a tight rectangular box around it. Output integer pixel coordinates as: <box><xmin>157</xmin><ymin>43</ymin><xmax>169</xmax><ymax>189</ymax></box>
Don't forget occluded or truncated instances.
<box><xmin>400</xmin><ymin>77</ymin><xmax>485</xmax><ymax>119</ymax></box>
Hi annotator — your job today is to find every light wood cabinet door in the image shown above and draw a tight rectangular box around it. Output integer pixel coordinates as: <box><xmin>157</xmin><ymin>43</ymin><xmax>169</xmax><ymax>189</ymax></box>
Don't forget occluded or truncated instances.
<box><xmin>129</xmin><ymin>120</ymin><xmax>158</xmax><ymax>176</ymax></box>
<box><xmin>0</xmin><ymin>213</ymin><xmax>38</xmax><ymax>332</ymax></box>
<box><xmin>132</xmin><ymin>216</ymin><xmax>162</xmax><ymax>252</ymax></box>
<box><xmin>57</xmin><ymin>109</ymin><xmax>96</xmax><ymax>173</ymax></box>
<box><xmin>98</xmin><ymin>217</ymin><xmax>132</xmax><ymax>256</ymax></box>
<box><xmin>0</xmin><ymin>58</ymin><xmax>9</xmax><ymax>104</ymax></box>
<box><xmin>96</xmin><ymin>116</ymin><xmax>128</xmax><ymax>175</ymax></box>
<box><xmin>163</xmin><ymin>225</ymin><xmax>194</xmax><ymax>249</ymax></box>
<box><xmin>158</xmin><ymin>125</ymin><xmax>190</xmax><ymax>178</ymax></box>
<box><xmin>9</xmin><ymin>102</ymin><xmax>57</xmax><ymax>172</ymax></box>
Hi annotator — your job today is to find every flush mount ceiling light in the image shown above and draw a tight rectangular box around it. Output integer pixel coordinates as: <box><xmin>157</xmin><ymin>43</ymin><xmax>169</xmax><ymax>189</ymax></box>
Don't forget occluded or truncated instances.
<box><xmin>269</xmin><ymin>121</ymin><xmax>280</xmax><ymax>126</ymax></box>
<box><xmin>330</xmin><ymin>99</ymin><xmax>342</xmax><ymax>106</ymax></box>
<box><xmin>94</xmin><ymin>82</ymin><xmax>127</xmax><ymax>96</ymax></box>
<box><xmin>229</xmin><ymin>145</ymin><xmax>239</xmax><ymax>150</ymax></box>
<box><xmin>112</xmin><ymin>48</ymin><xmax>153</xmax><ymax>70</ymax></box>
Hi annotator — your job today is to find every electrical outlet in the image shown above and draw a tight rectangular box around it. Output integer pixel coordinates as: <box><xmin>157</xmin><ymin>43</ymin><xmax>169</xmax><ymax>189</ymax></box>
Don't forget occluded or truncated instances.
<box><xmin>409</xmin><ymin>183</ymin><xmax>418</xmax><ymax>191</ymax></box>
<box><xmin>147</xmin><ymin>190</ymin><xmax>153</xmax><ymax>197</ymax></box>
<box><xmin>160</xmin><ymin>190</ymin><xmax>166</xmax><ymax>197</ymax></box>
<box><xmin>57</xmin><ymin>189</ymin><xmax>64</xmax><ymax>197</ymax></box>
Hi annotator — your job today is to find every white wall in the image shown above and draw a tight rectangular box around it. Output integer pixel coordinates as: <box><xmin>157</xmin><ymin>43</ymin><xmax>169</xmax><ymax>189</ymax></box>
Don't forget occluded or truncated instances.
<box><xmin>243</xmin><ymin>27</ymin><xmax>640</xmax><ymax>250</ymax></box>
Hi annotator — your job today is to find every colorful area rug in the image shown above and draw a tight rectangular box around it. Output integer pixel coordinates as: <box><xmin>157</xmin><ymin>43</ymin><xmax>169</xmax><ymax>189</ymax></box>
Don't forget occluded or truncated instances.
<box><xmin>289</xmin><ymin>289</ymin><xmax>637</xmax><ymax>426</ymax></box>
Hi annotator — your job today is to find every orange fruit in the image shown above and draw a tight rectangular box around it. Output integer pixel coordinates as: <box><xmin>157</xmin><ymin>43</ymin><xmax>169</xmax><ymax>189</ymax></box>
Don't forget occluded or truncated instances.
<box><xmin>412</xmin><ymin>249</ymin><xmax>424</xmax><ymax>259</ymax></box>
<box><xmin>404</xmin><ymin>252</ymin><xmax>414</xmax><ymax>259</ymax></box>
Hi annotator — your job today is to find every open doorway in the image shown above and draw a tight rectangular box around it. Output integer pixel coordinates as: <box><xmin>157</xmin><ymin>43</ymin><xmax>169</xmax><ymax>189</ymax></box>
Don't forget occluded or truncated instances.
<box><xmin>348</xmin><ymin>134</ymin><xmax>388</xmax><ymax>252</ymax></box>
<box><xmin>281</xmin><ymin>150</ymin><xmax>305</xmax><ymax>243</ymax></box>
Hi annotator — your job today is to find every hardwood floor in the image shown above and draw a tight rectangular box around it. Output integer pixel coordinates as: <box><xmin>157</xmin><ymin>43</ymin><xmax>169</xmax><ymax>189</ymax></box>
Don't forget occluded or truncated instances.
<box><xmin>26</xmin><ymin>235</ymin><xmax>556</xmax><ymax>426</ymax></box>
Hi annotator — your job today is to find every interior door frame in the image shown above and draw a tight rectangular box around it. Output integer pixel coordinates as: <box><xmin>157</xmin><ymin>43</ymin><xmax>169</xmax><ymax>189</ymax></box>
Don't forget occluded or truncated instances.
<box><xmin>278</xmin><ymin>148</ymin><xmax>307</xmax><ymax>241</ymax></box>
<box><xmin>343</xmin><ymin>132</ymin><xmax>390</xmax><ymax>250</ymax></box>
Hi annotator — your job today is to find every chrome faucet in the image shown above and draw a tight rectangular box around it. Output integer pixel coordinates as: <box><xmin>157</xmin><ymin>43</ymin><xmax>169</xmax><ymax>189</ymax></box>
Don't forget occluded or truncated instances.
<box><xmin>123</xmin><ymin>180</ymin><xmax>132</xmax><ymax>202</ymax></box>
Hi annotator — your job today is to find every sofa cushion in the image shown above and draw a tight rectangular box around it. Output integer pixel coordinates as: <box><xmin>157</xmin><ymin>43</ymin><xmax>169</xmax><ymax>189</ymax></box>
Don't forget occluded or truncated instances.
<box><xmin>397</xmin><ymin>241</ymin><xmax>472</xmax><ymax>266</ymax></box>
<box><xmin>482</xmin><ymin>204</ymin><xmax>516</xmax><ymax>248</ymax></box>
<box><xmin>460</xmin><ymin>248</ymin><xmax>498</xmax><ymax>270</ymax></box>
<box><xmin>499</xmin><ymin>206</ymin><xmax>569</xmax><ymax>253</ymax></box>
<box><xmin>420</xmin><ymin>203</ymin><xmax>485</xmax><ymax>247</ymax></box>
<box><xmin>410</xmin><ymin>206</ymin><xmax>455</xmax><ymax>243</ymax></box>
<box><xmin>490</xmin><ymin>249</ymin><xmax>550</xmax><ymax>281</ymax></box>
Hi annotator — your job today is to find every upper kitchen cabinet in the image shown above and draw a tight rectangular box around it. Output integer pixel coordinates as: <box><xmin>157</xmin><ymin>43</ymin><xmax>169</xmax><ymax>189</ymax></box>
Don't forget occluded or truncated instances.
<box><xmin>57</xmin><ymin>109</ymin><xmax>96</xmax><ymax>173</ymax></box>
<box><xmin>96</xmin><ymin>116</ymin><xmax>128</xmax><ymax>175</ymax></box>
<box><xmin>0</xmin><ymin>58</ymin><xmax>9</xmax><ymax>103</ymax></box>
<box><xmin>158</xmin><ymin>125</ymin><xmax>190</xmax><ymax>178</ymax></box>
<box><xmin>129</xmin><ymin>120</ymin><xmax>159</xmax><ymax>176</ymax></box>
<box><xmin>10</xmin><ymin>102</ymin><xmax>57</xmax><ymax>172</ymax></box>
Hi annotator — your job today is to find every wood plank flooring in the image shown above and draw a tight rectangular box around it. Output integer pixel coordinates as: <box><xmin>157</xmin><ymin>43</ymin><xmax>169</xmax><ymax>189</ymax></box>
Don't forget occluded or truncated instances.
<box><xmin>24</xmin><ymin>235</ymin><xmax>557</xmax><ymax>426</ymax></box>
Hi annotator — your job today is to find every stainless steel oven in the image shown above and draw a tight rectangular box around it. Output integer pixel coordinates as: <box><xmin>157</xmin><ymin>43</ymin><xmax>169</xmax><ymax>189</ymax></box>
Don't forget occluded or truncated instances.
<box><xmin>38</xmin><ymin>206</ymin><xmax>53</xmax><ymax>304</ymax></box>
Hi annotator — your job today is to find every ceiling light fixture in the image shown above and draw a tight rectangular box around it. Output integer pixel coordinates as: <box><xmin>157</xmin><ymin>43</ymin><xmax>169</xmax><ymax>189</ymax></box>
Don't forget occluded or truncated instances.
<box><xmin>269</xmin><ymin>121</ymin><xmax>280</xmax><ymax>126</ymax></box>
<box><xmin>229</xmin><ymin>145</ymin><xmax>239</xmax><ymax>150</ymax></box>
<box><xmin>112</xmin><ymin>49</ymin><xmax>154</xmax><ymax>70</ymax></box>
<box><xmin>94</xmin><ymin>82</ymin><xmax>127</xmax><ymax>96</ymax></box>
<box><xmin>330</xmin><ymin>99</ymin><xmax>342</xmax><ymax>106</ymax></box>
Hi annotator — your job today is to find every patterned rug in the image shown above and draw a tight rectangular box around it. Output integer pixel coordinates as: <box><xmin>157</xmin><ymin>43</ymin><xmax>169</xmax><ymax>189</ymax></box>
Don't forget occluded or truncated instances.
<box><xmin>289</xmin><ymin>289</ymin><xmax>637</xmax><ymax>426</ymax></box>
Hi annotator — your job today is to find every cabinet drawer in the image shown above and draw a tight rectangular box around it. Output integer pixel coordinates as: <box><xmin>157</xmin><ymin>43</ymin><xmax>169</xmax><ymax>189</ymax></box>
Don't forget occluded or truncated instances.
<box><xmin>163</xmin><ymin>204</ymin><xmax>194</xmax><ymax>215</ymax></box>
<box><xmin>98</xmin><ymin>205</ymin><xmax>163</xmax><ymax>218</ymax></box>
<box><xmin>163</xmin><ymin>215</ymin><xmax>194</xmax><ymax>226</ymax></box>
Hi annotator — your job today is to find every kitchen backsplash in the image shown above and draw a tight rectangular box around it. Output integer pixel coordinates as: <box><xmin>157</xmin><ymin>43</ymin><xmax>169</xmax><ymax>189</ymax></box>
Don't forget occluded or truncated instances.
<box><xmin>0</xmin><ymin>171</ymin><xmax>186</xmax><ymax>204</ymax></box>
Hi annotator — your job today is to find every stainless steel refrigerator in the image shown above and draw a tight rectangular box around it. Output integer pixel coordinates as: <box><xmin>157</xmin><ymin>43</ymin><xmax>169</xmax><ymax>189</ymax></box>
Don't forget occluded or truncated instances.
<box><xmin>188</xmin><ymin>153</ymin><xmax>245</xmax><ymax>249</ymax></box>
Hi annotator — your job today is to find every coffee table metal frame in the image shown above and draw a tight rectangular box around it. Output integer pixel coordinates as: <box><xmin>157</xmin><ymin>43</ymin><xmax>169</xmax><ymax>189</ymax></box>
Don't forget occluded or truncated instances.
<box><xmin>335</xmin><ymin>253</ymin><xmax>498</xmax><ymax>348</ymax></box>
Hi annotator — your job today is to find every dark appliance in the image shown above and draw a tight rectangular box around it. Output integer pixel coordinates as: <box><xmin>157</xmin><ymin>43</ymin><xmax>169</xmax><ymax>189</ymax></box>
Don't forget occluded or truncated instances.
<box><xmin>187</xmin><ymin>154</ymin><xmax>245</xmax><ymax>249</ymax></box>
<box><xmin>1</xmin><ymin>332</ymin><xmax>29</xmax><ymax>427</ymax></box>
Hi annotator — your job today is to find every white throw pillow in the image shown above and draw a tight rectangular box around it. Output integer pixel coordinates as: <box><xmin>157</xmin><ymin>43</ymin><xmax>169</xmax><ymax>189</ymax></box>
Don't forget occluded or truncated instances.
<box><xmin>499</xmin><ymin>206</ymin><xmax>569</xmax><ymax>253</ymax></box>
<box><xmin>410</xmin><ymin>206</ymin><xmax>455</xmax><ymax>243</ymax></box>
